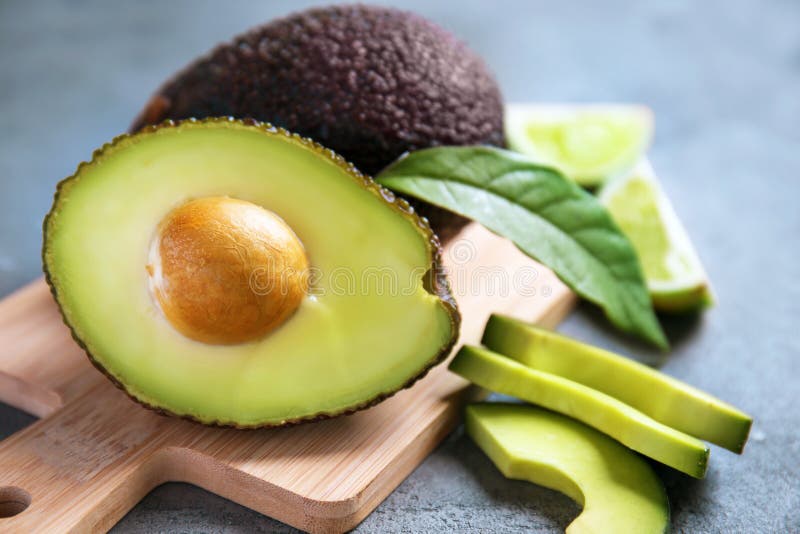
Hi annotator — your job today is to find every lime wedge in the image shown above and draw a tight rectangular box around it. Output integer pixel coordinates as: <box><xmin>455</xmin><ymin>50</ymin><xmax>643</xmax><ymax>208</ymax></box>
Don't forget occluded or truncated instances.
<box><xmin>599</xmin><ymin>160</ymin><xmax>713</xmax><ymax>312</ymax></box>
<box><xmin>505</xmin><ymin>104</ymin><xmax>653</xmax><ymax>187</ymax></box>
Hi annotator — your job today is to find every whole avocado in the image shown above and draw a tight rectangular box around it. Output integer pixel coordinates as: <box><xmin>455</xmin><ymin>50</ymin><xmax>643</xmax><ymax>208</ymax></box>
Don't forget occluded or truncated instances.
<box><xmin>132</xmin><ymin>4</ymin><xmax>505</xmax><ymax>241</ymax></box>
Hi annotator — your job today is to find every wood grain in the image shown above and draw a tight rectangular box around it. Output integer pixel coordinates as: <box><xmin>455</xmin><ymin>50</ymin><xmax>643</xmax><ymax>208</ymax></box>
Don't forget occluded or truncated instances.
<box><xmin>0</xmin><ymin>223</ymin><xmax>575</xmax><ymax>533</ymax></box>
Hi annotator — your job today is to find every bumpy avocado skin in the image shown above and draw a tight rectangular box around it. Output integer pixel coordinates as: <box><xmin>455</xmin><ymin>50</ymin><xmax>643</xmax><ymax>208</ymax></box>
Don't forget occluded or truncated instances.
<box><xmin>43</xmin><ymin>118</ymin><xmax>461</xmax><ymax>428</ymax></box>
<box><xmin>131</xmin><ymin>5</ymin><xmax>505</xmax><ymax>241</ymax></box>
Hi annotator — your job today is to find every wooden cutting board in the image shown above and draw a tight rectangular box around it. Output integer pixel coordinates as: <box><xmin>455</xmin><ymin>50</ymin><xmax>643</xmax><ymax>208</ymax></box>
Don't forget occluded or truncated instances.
<box><xmin>0</xmin><ymin>223</ymin><xmax>575</xmax><ymax>533</ymax></box>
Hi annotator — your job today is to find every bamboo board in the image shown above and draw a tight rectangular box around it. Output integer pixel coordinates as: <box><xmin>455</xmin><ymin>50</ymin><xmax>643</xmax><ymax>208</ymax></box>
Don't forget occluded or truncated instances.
<box><xmin>0</xmin><ymin>223</ymin><xmax>575</xmax><ymax>533</ymax></box>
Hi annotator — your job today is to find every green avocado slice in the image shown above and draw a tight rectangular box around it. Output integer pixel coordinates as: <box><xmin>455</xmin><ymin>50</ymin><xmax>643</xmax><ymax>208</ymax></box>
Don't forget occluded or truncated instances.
<box><xmin>466</xmin><ymin>403</ymin><xmax>669</xmax><ymax>534</ymax></box>
<box><xmin>43</xmin><ymin>119</ymin><xmax>459</xmax><ymax>427</ymax></box>
<box><xmin>450</xmin><ymin>346</ymin><xmax>709</xmax><ymax>477</ymax></box>
<box><xmin>483</xmin><ymin>314</ymin><xmax>752</xmax><ymax>453</ymax></box>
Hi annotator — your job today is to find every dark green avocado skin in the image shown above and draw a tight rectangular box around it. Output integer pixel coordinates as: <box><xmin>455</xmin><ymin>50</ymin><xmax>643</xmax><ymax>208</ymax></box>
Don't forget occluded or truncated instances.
<box><xmin>131</xmin><ymin>4</ymin><xmax>505</xmax><ymax>242</ymax></box>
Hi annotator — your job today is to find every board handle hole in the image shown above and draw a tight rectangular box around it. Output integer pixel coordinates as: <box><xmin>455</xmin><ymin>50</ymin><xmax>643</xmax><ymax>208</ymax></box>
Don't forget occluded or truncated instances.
<box><xmin>0</xmin><ymin>486</ymin><xmax>31</xmax><ymax>518</ymax></box>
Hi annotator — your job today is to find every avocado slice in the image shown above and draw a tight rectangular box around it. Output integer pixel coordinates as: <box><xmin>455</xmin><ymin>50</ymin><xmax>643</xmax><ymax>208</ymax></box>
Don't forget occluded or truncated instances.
<box><xmin>43</xmin><ymin>119</ymin><xmax>459</xmax><ymax>427</ymax></box>
<box><xmin>466</xmin><ymin>403</ymin><xmax>669</xmax><ymax>533</ymax></box>
<box><xmin>450</xmin><ymin>346</ymin><xmax>709</xmax><ymax>477</ymax></box>
<box><xmin>483</xmin><ymin>314</ymin><xmax>752</xmax><ymax>453</ymax></box>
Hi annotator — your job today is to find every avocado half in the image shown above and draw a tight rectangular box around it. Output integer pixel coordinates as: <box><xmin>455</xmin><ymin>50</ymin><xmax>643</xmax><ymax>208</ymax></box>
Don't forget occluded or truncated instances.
<box><xmin>43</xmin><ymin>119</ymin><xmax>460</xmax><ymax>427</ymax></box>
<box><xmin>131</xmin><ymin>5</ymin><xmax>505</xmax><ymax>241</ymax></box>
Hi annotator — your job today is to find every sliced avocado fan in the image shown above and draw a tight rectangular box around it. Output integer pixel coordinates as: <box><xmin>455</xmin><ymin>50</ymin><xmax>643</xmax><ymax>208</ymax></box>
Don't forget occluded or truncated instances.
<box><xmin>466</xmin><ymin>403</ymin><xmax>669</xmax><ymax>534</ymax></box>
<box><xmin>483</xmin><ymin>315</ymin><xmax>752</xmax><ymax>453</ymax></box>
<box><xmin>43</xmin><ymin>119</ymin><xmax>459</xmax><ymax>427</ymax></box>
<box><xmin>450</xmin><ymin>346</ymin><xmax>709</xmax><ymax>477</ymax></box>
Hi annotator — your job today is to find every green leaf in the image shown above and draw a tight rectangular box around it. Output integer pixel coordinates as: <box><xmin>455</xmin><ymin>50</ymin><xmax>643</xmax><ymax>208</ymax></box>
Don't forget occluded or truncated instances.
<box><xmin>376</xmin><ymin>146</ymin><xmax>668</xmax><ymax>350</ymax></box>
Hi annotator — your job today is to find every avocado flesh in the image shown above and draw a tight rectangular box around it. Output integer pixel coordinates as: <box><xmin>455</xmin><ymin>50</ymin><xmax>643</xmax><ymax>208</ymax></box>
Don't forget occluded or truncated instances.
<box><xmin>483</xmin><ymin>315</ymin><xmax>752</xmax><ymax>453</ymax></box>
<box><xmin>466</xmin><ymin>403</ymin><xmax>669</xmax><ymax>534</ymax></box>
<box><xmin>450</xmin><ymin>346</ymin><xmax>709</xmax><ymax>477</ymax></box>
<box><xmin>43</xmin><ymin>119</ymin><xmax>459</xmax><ymax>427</ymax></box>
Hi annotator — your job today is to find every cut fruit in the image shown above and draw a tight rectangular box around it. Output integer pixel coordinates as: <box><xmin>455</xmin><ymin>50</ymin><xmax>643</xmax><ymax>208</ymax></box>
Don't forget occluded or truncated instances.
<box><xmin>450</xmin><ymin>346</ymin><xmax>709</xmax><ymax>477</ymax></box>
<box><xmin>505</xmin><ymin>103</ymin><xmax>653</xmax><ymax>187</ymax></box>
<box><xmin>599</xmin><ymin>159</ymin><xmax>713</xmax><ymax>312</ymax></box>
<box><xmin>466</xmin><ymin>403</ymin><xmax>669</xmax><ymax>534</ymax></box>
<box><xmin>43</xmin><ymin>119</ymin><xmax>460</xmax><ymax>427</ymax></box>
<box><xmin>483</xmin><ymin>315</ymin><xmax>752</xmax><ymax>453</ymax></box>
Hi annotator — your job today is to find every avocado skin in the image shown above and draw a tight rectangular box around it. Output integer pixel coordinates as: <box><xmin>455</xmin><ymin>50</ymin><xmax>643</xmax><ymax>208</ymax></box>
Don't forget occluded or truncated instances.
<box><xmin>43</xmin><ymin>118</ymin><xmax>461</xmax><ymax>428</ymax></box>
<box><xmin>131</xmin><ymin>5</ymin><xmax>504</xmax><ymax>241</ymax></box>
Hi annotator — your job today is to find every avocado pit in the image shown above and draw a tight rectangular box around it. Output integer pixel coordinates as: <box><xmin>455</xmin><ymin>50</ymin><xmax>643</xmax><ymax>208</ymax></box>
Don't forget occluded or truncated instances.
<box><xmin>147</xmin><ymin>196</ymin><xmax>309</xmax><ymax>345</ymax></box>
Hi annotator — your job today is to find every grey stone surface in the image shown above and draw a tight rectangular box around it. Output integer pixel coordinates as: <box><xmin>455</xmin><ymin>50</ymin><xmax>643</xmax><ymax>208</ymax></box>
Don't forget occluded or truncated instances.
<box><xmin>0</xmin><ymin>0</ymin><xmax>798</xmax><ymax>531</ymax></box>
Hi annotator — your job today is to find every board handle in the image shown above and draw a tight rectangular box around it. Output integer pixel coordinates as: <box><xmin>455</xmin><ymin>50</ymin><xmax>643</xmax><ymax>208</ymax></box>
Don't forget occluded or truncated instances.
<box><xmin>0</xmin><ymin>382</ymin><xmax>176</xmax><ymax>532</ymax></box>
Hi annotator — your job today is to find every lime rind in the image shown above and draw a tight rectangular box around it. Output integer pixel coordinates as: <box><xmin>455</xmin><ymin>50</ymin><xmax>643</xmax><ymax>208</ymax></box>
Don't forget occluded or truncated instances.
<box><xmin>505</xmin><ymin>103</ymin><xmax>654</xmax><ymax>187</ymax></box>
<box><xmin>600</xmin><ymin>159</ymin><xmax>714</xmax><ymax>312</ymax></box>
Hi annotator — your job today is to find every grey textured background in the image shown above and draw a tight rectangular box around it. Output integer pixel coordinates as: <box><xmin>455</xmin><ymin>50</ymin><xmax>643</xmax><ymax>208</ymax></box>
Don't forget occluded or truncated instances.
<box><xmin>1</xmin><ymin>0</ymin><xmax>798</xmax><ymax>532</ymax></box>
